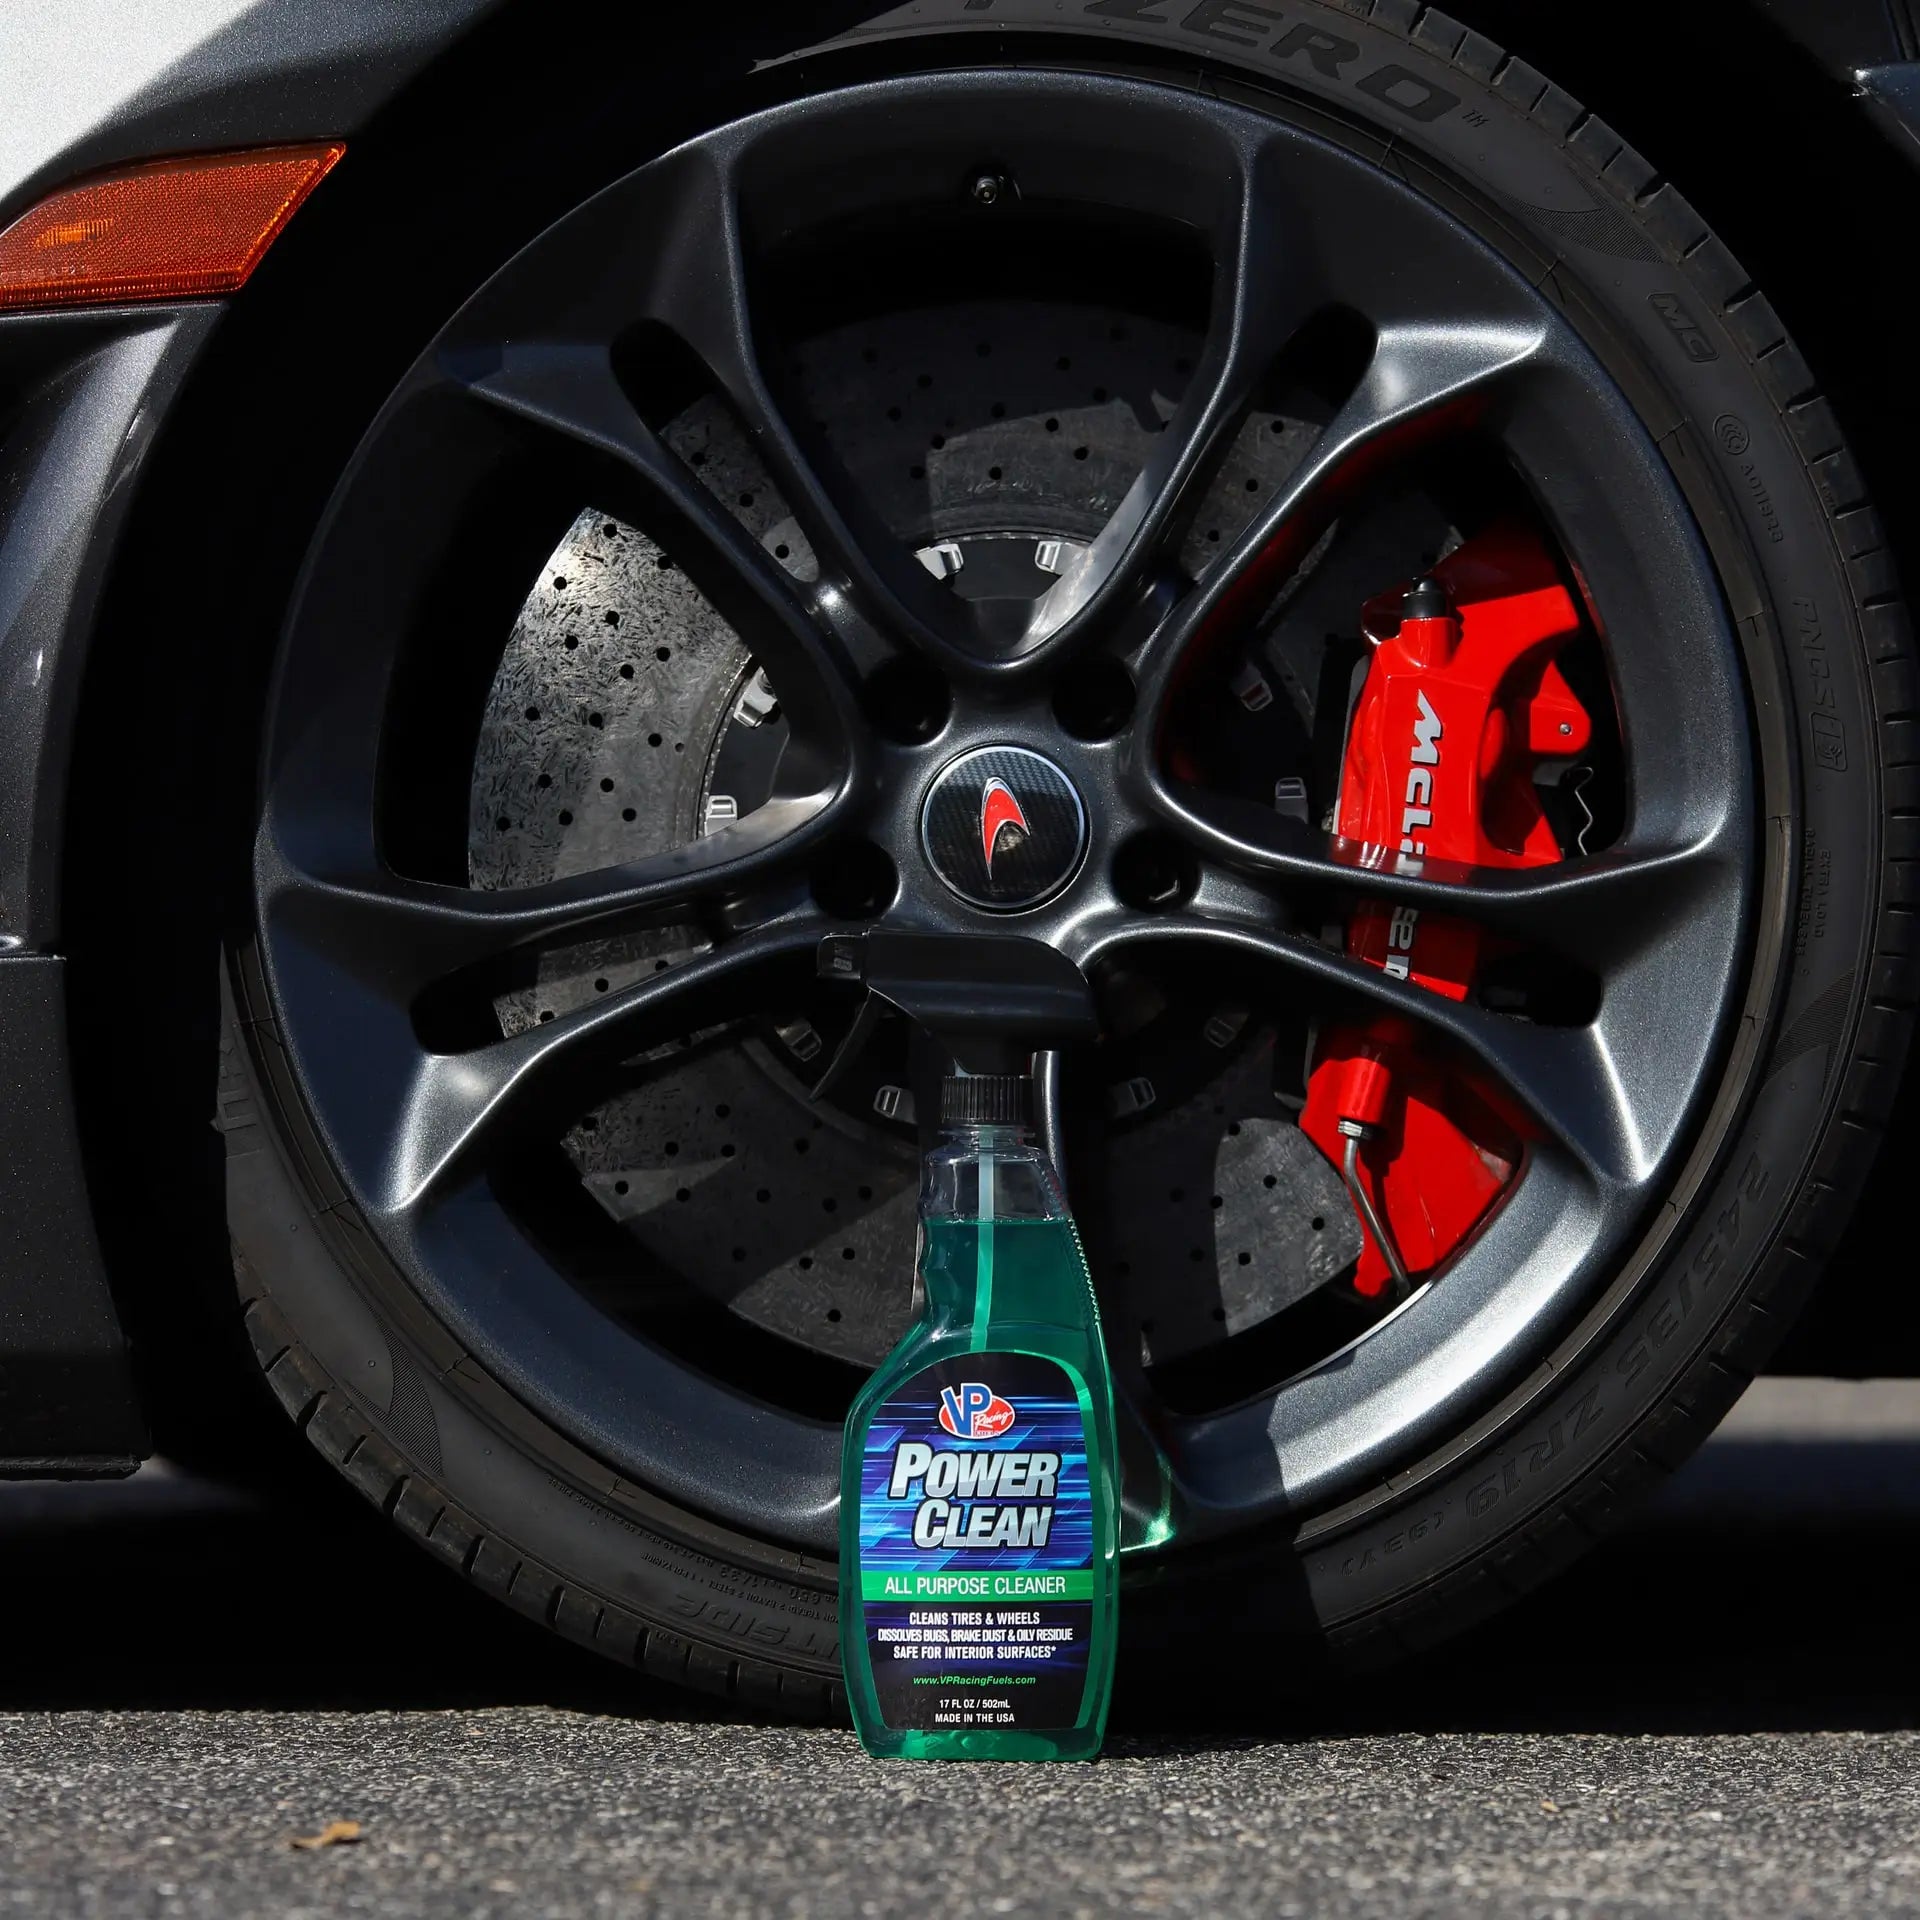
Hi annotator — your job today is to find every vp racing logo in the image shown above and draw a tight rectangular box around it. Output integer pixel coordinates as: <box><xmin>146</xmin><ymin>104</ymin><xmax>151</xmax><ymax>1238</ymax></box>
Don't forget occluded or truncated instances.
<box><xmin>938</xmin><ymin>1382</ymin><xmax>1016</xmax><ymax>1440</ymax></box>
<box><xmin>891</xmin><ymin>1387</ymin><xmax>1059</xmax><ymax>1548</ymax></box>
<box><xmin>979</xmin><ymin>778</ymin><xmax>1029</xmax><ymax>878</ymax></box>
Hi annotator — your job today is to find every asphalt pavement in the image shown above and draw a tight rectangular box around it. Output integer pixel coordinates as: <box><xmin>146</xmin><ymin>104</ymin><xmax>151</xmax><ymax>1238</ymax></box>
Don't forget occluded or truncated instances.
<box><xmin>3</xmin><ymin>1378</ymin><xmax>1918</xmax><ymax>1918</ymax></box>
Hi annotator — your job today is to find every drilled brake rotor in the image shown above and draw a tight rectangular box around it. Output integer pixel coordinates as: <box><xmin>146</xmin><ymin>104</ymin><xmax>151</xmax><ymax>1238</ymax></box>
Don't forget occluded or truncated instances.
<box><xmin>469</xmin><ymin>300</ymin><xmax>1366</xmax><ymax>1368</ymax></box>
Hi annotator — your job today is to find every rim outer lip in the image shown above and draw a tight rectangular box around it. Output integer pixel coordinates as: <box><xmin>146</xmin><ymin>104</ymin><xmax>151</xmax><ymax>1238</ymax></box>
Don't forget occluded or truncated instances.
<box><xmin>919</xmin><ymin>743</ymin><xmax>1091</xmax><ymax>912</ymax></box>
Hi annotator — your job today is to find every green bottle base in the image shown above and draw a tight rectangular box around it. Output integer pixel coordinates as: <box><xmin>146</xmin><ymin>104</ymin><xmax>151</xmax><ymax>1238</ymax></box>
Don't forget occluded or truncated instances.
<box><xmin>855</xmin><ymin>1724</ymin><xmax>1108</xmax><ymax>1763</ymax></box>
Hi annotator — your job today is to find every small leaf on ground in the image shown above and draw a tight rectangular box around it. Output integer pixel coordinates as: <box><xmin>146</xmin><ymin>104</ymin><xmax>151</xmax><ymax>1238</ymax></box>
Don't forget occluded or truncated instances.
<box><xmin>288</xmin><ymin>1821</ymin><xmax>363</xmax><ymax>1851</ymax></box>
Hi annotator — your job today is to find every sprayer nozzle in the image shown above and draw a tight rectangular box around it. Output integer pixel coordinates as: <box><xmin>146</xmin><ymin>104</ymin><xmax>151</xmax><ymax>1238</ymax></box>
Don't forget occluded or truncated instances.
<box><xmin>811</xmin><ymin>931</ymin><xmax>1098</xmax><ymax>1102</ymax></box>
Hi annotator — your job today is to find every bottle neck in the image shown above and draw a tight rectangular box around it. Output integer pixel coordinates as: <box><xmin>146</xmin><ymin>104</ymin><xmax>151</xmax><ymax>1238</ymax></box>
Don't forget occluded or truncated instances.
<box><xmin>920</xmin><ymin>1126</ymin><xmax>1067</xmax><ymax>1227</ymax></box>
<box><xmin>939</xmin><ymin>1122</ymin><xmax>1035</xmax><ymax>1150</ymax></box>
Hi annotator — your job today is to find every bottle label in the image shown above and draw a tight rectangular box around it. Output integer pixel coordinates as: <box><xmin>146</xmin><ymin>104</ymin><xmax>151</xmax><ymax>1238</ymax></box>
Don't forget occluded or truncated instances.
<box><xmin>857</xmin><ymin>1353</ymin><xmax>1095</xmax><ymax>1733</ymax></box>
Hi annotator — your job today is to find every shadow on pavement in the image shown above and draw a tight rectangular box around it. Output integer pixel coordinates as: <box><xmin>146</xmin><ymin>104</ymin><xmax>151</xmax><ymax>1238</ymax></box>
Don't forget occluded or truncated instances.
<box><xmin>3</xmin><ymin>1429</ymin><xmax>1917</xmax><ymax>1742</ymax></box>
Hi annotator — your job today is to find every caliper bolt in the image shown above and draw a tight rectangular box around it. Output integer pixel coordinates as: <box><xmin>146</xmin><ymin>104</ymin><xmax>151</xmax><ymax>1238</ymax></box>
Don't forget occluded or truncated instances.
<box><xmin>970</xmin><ymin>171</ymin><xmax>1007</xmax><ymax>207</ymax></box>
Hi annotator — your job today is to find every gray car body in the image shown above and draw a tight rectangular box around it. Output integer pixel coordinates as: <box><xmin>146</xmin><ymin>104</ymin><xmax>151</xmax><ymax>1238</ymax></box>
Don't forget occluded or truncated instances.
<box><xmin>0</xmin><ymin>0</ymin><xmax>1914</xmax><ymax>1470</ymax></box>
<box><xmin>0</xmin><ymin>0</ymin><xmax>497</xmax><ymax>1469</ymax></box>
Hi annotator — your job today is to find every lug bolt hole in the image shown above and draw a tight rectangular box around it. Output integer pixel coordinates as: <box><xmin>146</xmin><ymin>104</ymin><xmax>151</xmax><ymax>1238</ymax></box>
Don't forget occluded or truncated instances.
<box><xmin>862</xmin><ymin>657</ymin><xmax>950</xmax><ymax>746</ymax></box>
<box><xmin>811</xmin><ymin>839</ymin><xmax>898</xmax><ymax>920</ymax></box>
<box><xmin>1112</xmin><ymin>832</ymin><xmax>1198</xmax><ymax>913</ymax></box>
<box><xmin>1052</xmin><ymin>659</ymin><xmax>1135</xmax><ymax>741</ymax></box>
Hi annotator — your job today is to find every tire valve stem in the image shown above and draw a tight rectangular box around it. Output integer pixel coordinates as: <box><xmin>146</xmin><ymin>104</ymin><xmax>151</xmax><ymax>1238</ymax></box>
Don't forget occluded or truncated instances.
<box><xmin>1336</xmin><ymin>1118</ymin><xmax>1413</xmax><ymax>1303</ymax></box>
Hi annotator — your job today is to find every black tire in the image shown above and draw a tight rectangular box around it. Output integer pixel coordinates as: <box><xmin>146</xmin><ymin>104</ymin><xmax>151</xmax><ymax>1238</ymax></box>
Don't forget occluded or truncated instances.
<box><xmin>217</xmin><ymin>0</ymin><xmax>1914</xmax><ymax>1715</ymax></box>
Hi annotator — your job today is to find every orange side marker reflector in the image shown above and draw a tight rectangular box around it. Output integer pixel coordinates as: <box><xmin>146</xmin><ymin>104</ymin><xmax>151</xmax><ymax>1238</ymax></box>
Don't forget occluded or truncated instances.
<box><xmin>0</xmin><ymin>143</ymin><xmax>344</xmax><ymax>314</ymax></box>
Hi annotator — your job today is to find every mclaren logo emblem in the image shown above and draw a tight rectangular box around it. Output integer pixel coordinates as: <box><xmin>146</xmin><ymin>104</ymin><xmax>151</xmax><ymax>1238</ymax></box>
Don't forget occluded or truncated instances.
<box><xmin>980</xmin><ymin>777</ymin><xmax>1030</xmax><ymax>876</ymax></box>
<box><xmin>920</xmin><ymin>744</ymin><xmax>1087</xmax><ymax>912</ymax></box>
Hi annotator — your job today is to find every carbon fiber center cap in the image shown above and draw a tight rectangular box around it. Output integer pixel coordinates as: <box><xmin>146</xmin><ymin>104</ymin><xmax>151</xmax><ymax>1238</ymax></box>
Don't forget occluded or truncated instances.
<box><xmin>920</xmin><ymin>744</ymin><xmax>1089</xmax><ymax>912</ymax></box>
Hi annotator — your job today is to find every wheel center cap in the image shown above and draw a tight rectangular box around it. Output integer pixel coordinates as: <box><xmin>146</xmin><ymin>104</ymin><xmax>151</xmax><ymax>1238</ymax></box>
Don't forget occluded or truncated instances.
<box><xmin>920</xmin><ymin>744</ymin><xmax>1089</xmax><ymax>912</ymax></box>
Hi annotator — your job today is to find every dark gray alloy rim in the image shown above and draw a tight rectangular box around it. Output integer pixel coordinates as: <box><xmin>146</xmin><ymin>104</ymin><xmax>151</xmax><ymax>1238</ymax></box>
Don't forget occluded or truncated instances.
<box><xmin>253</xmin><ymin>69</ymin><xmax>1753</xmax><ymax>1555</ymax></box>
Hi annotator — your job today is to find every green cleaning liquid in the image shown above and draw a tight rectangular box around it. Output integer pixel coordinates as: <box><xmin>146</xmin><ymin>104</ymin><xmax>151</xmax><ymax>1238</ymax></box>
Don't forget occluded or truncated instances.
<box><xmin>840</xmin><ymin>1106</ymin><xmax>1119</xmax><ymax>1761</ymax></box>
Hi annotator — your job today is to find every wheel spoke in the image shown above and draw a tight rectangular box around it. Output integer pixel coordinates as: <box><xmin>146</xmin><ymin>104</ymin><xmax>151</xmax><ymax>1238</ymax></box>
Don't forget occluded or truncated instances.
<box><xmin>1083</xmin><ymin>916</ymin><xmax>1655</xmax><ymax>1192</ymax></box>
<box><xmin>1132</xmin><ymin>311</ymin><xmax>1547</xmax><ymax>707</ymax></box>
<box><xmin>433</xmin><ymin>338</ymin><xmax>862</xmax><ymax>755</ymax></box>
<box><xmin>294</xmin><ymin>914</ymin><xmax>828</xmax><ymax>1219</ymax></box>
<box><xmin>461</xmin><ymin>142</ymin><xmax>972</xmax><ymax>671</ymax></box>
<box><xmin>1012</xmin><ymin>138</ymin><xmax>1318</xmax><ymax>663</ymax></box>
<box><xmin>259</xmin><ymin>792</ymin><xmax>839</xmax><ymax>1001</ymax></box>
<box><xmin>653</xmin><ymin>150</ymin><xmax>975</xmax><ymax>661</ymax></box>
<box><xmin>397</xmin><ymin>915</ymin><xmax>827</xmax><ymax>1212</ymax></box>
<box><xmin>1146</xmin><ymin>782</ymin><xmax>1741</xmax><ymax>969</ymax></box>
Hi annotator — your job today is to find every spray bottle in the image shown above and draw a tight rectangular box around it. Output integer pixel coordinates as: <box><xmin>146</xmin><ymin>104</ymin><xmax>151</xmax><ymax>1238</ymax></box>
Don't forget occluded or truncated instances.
<box><xmin>816</xmin><ymin>931</ymin><xmax>1118</xmax><ymax>1761</ymax></box>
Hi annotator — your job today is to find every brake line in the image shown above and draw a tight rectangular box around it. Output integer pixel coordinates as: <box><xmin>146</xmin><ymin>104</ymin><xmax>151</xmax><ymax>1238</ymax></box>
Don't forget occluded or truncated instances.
<box><xmin>1337</xmin><ymin>1119</ymin><xmax>1412</xmax><ymax>1303</ymax></box>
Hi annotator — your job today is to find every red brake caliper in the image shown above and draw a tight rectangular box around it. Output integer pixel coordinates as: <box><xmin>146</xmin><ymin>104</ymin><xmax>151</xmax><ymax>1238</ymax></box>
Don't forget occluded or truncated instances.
<box><xmin>1299</xmin><ymin>524</ymin><xmax>1593</xmax><ymax>1300</ymax></box>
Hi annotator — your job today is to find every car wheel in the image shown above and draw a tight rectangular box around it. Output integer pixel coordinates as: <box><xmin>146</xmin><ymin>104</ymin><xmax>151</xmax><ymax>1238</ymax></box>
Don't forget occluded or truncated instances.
<box><xmin>219</xmin><ymin>2</ymin><xmax>1915</xmax><ymax>1713</ymax></box>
